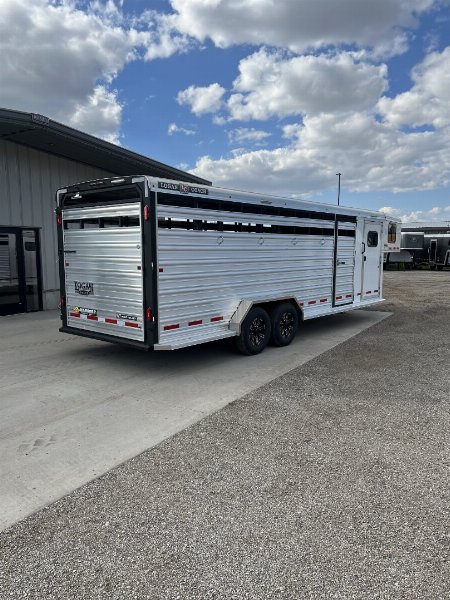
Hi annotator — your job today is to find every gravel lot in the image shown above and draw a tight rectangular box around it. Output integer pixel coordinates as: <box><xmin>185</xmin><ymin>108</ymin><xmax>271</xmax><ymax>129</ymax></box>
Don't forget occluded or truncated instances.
<box><xmin>1</xmin><ymin>271</ymin><xmax>450</xmax><ymax>599</ymax></box>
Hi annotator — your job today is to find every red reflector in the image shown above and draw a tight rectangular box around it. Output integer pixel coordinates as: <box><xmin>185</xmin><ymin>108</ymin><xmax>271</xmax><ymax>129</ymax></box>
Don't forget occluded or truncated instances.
<box><xmin>125</xmin><ymin>321</ymin><xmax>140</xmax><ymax>328</ymax></box>
<box><xmin>374</xmin><ymin>289</ymin><xmax>379</xmax><ymax>293</ymax></box>
<box><xmin>320</xmin><ymin>298</ymin><xmax>327</xmax><ymax>303</ymax></box>
<box><xmin>70</xmin><ymin>312</ymin><xmax>80</xmax><ymax>318</ymax></box>
<box><xmin>159</xmin><ymin>268</ymin><xmax>164</xmax><ymax>273</ymax></box>
<box><xmin>308</xmin><ymin>300</ymin><xmax>316</xmax><ymax>305</ymax></box>
<box><xmin>300</xmin><ymin>302</ymin><xmax>304</xmax><ymax>307</ymax></box>
<box><xmin>357</xmin><ymin>292</ymin><xmax>361</xmax><ymax>296</ymax></box>
<box><xmin>137</xmin><ymin>265</ymin><xmax>141</xmax><ymax>271</ymax></box>
<box><xmin>346</xmin><ymin>294</ymin><xmax>353</xmax><ymax>298</ymax></box>
<box><xmin>210</xmin><ymin>316</ymin><xmax>223</xmax><ymax>322</ymax></box>
<box><xmin>87</xmin><ymin>315</ymin><xmax>98</xmax><ymax>321</ymax></box>
<box><xmin>366</xmin><ymin>290</ymin><xmax>372</xmax><ymax>294</ymax></box>
<box><xmin>164</xmin><ymin>324</ymin><xmax>179</xmax><ymax>331</ymax></box>
<box><xmin>146</xmin><ymin>307</ymin><xmax>152</xmax><ymax>321</ymax></box>
<box><xmin>336</xmin><ymin>296</ymin><xmax>343</xmax><ymax>300</ymax></box>
<box><xmin>144</xmin><ymin>205</ymin><xmax>150</xmax><ymax>221</ymax></box>
<box><xmin>57</xmin><ymin>213</ymin><xmax>62</xmax><ymax>225</ymax></box>
<box><xmin>105</xmin><ymin>318</ymin><xmax>117</xmax><ymax>324</ymax></box>
<box><xmin>189</xmin><ymin>320</ymin><xmax>202</xmax><ymax>326</ymax></box>
<box><xmin>60</xmin><ymin>295</ymin><xmax>65</xmax><ymax>307</ymax></box>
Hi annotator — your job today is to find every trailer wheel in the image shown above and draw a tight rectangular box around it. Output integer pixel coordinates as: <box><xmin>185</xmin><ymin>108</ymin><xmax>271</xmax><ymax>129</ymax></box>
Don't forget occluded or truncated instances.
<box><xmin>236</xmin><ymin>307</ymin><xmax>271</xmax><ymax>355</ymax></box>
<box><xmin>270</xmin><ymin>302</ymin><xmax>298</xmax><ymax>347</ymax></box>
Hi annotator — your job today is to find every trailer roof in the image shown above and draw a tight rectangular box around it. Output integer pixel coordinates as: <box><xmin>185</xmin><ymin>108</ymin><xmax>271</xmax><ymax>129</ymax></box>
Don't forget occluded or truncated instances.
<box><xmin>0</xmin><ymin>108</ymin><xmax>210</xmax><ymax>185</ymax></box>
<box><xmin>147</xmin><ymin>176</ymin><xmax>396</xmax><ymax>221</ymax></box>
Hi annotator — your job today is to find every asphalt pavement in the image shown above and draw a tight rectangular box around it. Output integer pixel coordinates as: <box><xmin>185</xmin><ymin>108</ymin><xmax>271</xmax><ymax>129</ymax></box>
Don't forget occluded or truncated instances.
<box><xmin>1</xmin><ymin>271</ymin><xmax>450</xmax><ymax>599</ymax></box>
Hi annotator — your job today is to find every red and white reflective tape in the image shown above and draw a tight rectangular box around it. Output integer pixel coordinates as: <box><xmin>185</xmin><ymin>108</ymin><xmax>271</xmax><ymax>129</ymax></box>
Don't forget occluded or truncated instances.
<box><xmin>69</xmin><ymin>313</ymin><xmax>141</xmax><ymax>328</ymax></box>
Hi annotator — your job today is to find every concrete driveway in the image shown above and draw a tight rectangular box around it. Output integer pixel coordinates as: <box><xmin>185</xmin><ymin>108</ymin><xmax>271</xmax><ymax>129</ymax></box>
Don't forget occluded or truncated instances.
<box><xmin>0</xmin><ymin>308</ymin><xmax>388</xmax><ymax>530</ymax></box>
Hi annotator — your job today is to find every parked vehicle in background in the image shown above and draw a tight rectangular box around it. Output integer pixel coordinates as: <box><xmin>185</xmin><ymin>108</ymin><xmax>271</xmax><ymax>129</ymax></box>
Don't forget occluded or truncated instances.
<box><xmin>56</xmin><ymin>176</ymin><xmax>399</xmax><ymax>355</ymax></box>
<box><xmin>385</xmin><ymin>230</ymin><xmax>450</xmax><ymax>270</ymax></box>
<box><xmin>426</xmin><ymin>234</ymin><xmax>450</xmax><ymax>270</ymax></box>
<box><xmin>385</xmin><ymin>231</ymin><xmax>424</xmax><ymax>268</ymax></box>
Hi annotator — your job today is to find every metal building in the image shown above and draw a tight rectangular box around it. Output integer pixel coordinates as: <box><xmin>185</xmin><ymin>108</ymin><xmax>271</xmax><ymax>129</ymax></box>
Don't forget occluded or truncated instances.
<box><xmin>0</xmin><ymin>108</ymin><xmax>209</xmax><ymax>316</ymax></box>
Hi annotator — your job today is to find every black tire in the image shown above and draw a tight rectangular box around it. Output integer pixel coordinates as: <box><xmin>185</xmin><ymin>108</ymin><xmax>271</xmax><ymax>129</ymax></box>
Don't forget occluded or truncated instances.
<box><xmin>270</xmin><ymin>302</ymin><xmax>298</xmax><ymax>347</ymax></box>
<box><xmin>236</xmin><ymin>307</ymin><xmax>271</xmax><ymax>355</ymax></box>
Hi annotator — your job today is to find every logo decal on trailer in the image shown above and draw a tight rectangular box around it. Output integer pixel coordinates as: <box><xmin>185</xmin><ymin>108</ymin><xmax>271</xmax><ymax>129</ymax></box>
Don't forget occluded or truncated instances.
<box><xmin>116</xmin><ymin>313</ymin><xmax>138</xmax><ymax>321</ymax></box>
<box><xmin>158</xmin><ymin>181</ymin><xmax>209</xmax><ymax>195</ymax></box>
<box><xmin>75</xmin><ymin>281</ymin><xmax>94</xmax><ymax>295</ymax></box>
<box><xmin>73</xmin><ymin>307</ymin><xmax>97</xmax><ymax>316</ymax></box>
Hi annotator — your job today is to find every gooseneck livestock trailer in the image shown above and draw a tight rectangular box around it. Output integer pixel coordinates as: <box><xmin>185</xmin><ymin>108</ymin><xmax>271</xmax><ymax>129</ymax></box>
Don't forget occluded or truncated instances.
<box><xmin>56</xmin><ymin>176</ymin><xmax>399</xmax><ymax>355</ymax></box>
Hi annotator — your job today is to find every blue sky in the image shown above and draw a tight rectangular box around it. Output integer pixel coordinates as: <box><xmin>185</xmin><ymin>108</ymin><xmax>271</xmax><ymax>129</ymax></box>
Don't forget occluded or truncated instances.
<box><xmin>1</xmin><ymin>0</ymin><xmax>450</xmax><ymax>222</ymax></box>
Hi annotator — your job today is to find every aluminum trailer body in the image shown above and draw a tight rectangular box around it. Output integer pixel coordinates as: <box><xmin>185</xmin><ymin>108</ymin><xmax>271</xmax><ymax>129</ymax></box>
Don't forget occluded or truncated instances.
<box><xmin>56</xmin><ymin>176</ymin><xmax>397</xmax><ymax>353</ymax></box>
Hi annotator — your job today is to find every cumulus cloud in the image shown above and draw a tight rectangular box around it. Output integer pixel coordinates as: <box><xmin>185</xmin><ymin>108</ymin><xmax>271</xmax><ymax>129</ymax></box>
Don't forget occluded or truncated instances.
<box><xmin>379</xmin><ymin>206</ymin><xmax>450</xmax><ymax>223</ymax></box>
<box><xmin>137</xmin><ymin>10</ymin><xmax>195</xmax><ymax>60</ymax></box>
<box><xmin>193</xmin><ymin>112</ymin><xmax>450</xmax><ymax>195</ymax></box>
<box><xmin>227</xmin><ymin>128</ymin><xmax>271</xmax><ymax>144</ymax></box>
<box><xmin>226</xmin><ymin>49</ymin><xmax>388</xmax><ymax>121</ymax></box>
<box><xmin>0</xmin><ymin>0</ymin><xmax>148</xmax><ymax>141</ymax></box>
<box><xmin>0</xmin><ymin>0</ymin><xmax>194</xmax><ymax>142</ymax></box>
<box><xmin>378</xmin><ymin>46</ymin><xmax>450</xmax><ymax>129</ymax></box>
<box><xmin>168</xmin><ymin>122</ymin><xmax>196</xmax><ymax>136</ymax></box>
<box><xmin>177</xmin><ymin>83</ymin><xmax>226</xmax><ymax>115</ymax></box>
<box><xmin>170</xmin><ymin>0</ymin><xmax>435</xmax><ymax>56</ymax></box>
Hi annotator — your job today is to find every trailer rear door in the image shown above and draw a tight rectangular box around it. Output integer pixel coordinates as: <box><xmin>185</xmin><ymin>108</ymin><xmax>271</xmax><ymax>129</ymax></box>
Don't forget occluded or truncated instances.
<box><xmin>62</xmin><ymin>203</ymin><xmax>144</xmax><ymax>342</ymax></box>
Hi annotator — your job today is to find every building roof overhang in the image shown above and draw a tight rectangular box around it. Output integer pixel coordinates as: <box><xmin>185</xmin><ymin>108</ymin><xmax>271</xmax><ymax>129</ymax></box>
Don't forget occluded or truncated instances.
<box><xmin>0</xmin><ymin>107</ymin><xmax>210</xmax><ymax>185</ymax></box>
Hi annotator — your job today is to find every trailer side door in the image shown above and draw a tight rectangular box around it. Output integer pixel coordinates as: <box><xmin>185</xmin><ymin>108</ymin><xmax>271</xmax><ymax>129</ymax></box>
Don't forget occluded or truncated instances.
<box><xmin>361</xmin><ymin>220</ymin><xmax>382</xmax><ymax>299</ymax></box>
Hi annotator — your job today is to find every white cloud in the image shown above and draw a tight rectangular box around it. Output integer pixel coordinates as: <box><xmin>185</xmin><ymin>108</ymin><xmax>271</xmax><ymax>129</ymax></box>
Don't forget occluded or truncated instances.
<box><xmin>168</xmin><ymin>122</ymin><xmax>196</xmax><ymax>136</ymax></box>
<box><xmin>226</xmin><ymin>49</ymin><xmax>388</xmax><ymax>121</ymax></box>
<box><xmin>228</xmin><ymin>128</ymin><xmax>271</xmax><ymax>144</ymax></box>
<box><xmin>378</xmin><ymin>46</ymin><xmax>450</xmax><ymax>129</ymax></box>
<box><xmin>70</xmin><ymin>85</ymin><xmax>123</xmax><ymax>144</ymax></box>
<box><xmin>193</xmin><ymin>112</ymin><xmax>450</xmax><ymax>195</ymax></box>
<box><xmin>137</xmin><ymin>11</ymin><xmax>195</xmax><ymax>60</ymax></box>
<box><xmin>379</xmin><ymin>206</ymin><xmax>450</xmax><ymax>223</ymax></box>
<box><xmin>177</xmin><ymin>83</ymin><xmax>226</xmax><ymax>115</ymax></box>
<box><xmin>0</xmin><ymin>0</ymin><xmax>195</xmax><ymax>142</ymax></box>
<box><xmin>170</xmin><ymin>0</ymin><xmax>435</xmax><ymax>56</ymax></box>
<box><xmin>0</xmin><ymin>0</ymin><xmax>149</xmax><ymax>141</ymax></box>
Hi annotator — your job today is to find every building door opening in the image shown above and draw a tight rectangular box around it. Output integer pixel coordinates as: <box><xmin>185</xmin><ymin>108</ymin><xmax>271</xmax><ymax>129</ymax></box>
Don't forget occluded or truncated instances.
<box><xmin>0</xmin><ymin>227</ymin><xmax>42</xmax><ymax>316</ymax></box>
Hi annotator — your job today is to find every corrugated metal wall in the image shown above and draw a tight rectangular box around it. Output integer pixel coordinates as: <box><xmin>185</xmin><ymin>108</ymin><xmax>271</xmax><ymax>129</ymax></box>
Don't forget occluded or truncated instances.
<box><xmin>0</xmin><ymin>139</ymin><xmax>113</xmax><ymax>309</ymax></box>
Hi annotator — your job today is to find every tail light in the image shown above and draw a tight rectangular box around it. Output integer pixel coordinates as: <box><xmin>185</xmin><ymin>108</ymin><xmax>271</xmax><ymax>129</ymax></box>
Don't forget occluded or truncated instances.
<box><xmin>146</xmin><ymin>307</ymin><xmax>152</xmax><ymax>321</ymax></box>
<box><xmin>60</xmin><ymin>294</ymin><xmax>65</xmax><ymax>308</ymax></box>
<box><xmin>56</xmin><ymin>212</ymin><xmax>62</xmax><ymax>225</ymax></box>
<box><xmin>144</xmin><ymin>205</ymin><xmax>150</xmax><ymax>221</ymax></box>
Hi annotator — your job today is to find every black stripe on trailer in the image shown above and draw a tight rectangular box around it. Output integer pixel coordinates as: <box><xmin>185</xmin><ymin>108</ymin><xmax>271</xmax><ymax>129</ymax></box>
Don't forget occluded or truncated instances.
<box><xmin>156</xmin><ymin>192</ymin><xmax>357</xmax><ymax>224</ymax></box>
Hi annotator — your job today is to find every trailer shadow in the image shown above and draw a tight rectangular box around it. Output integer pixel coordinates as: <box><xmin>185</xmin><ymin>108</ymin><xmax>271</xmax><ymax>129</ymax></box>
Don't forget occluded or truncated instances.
<box><xmin>62</xmin><ymin>311</ymin><xmax>368</xmax><ymax>378</ymax></box>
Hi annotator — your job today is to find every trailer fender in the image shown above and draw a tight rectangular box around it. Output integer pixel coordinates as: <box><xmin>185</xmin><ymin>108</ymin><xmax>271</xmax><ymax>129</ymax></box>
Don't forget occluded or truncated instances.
<box><xmin>229</xmin><ymin>297</ymin><xmax>304</xmax><ymax>335</ymax></box>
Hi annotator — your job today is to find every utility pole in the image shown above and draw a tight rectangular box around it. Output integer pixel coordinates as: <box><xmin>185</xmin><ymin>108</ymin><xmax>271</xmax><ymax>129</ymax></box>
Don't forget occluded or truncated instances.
<box><xmin>336</xmin><ymin>172</ymin><xmax>341</xmax><ymax>206</ymax></box>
